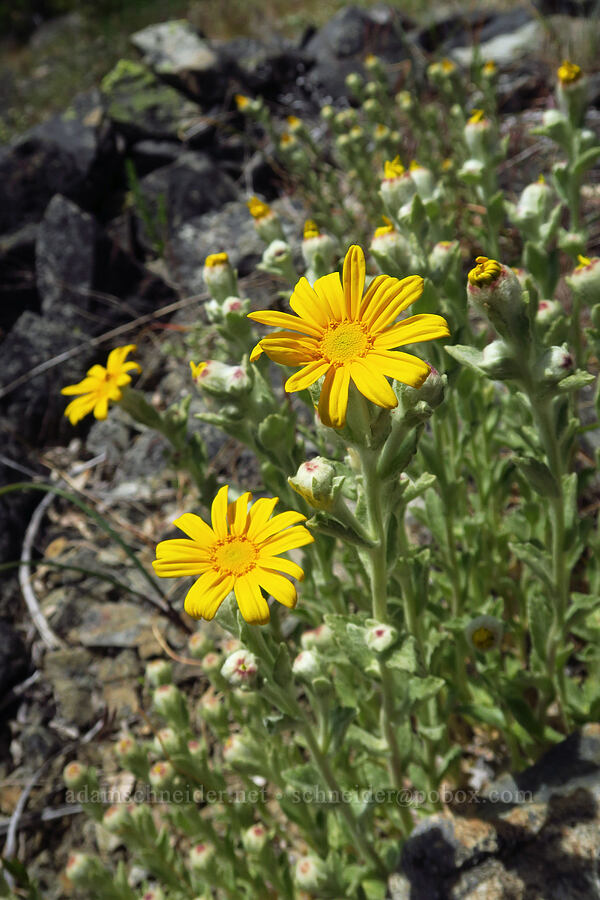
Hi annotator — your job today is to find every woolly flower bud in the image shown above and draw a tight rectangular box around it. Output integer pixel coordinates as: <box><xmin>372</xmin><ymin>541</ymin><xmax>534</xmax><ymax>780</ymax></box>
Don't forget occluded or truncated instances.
<box><xmin>222</xmin><ymin>296</ymin><xmax>248</xmax><ymax>316</ymax></box>
<box><xmin>198</xmin><ymin>690</ymin><xmax>225</xmax><ymax>724</ymax></box>
<box><xmin>409</xmin><ymin>160</ymin><xmax>435</xmax><ymax>200</ymax></box>
<box><xmin>115</xmin><ymin>733</ymin><xmax>145</xmax><ymax>771</ymax></box>
<box><xmin>149</xmin><ymin>760</ymin><xmax>175</xmax><ymax>791</ymax></box>
<box><xmin>467</xmin><ymin>256</ymin><xmax>528</xmax><ymax>344</ymax></box>
<box><xmin>380</xmin><ymin>159</ymin><xmax>417</xmax><ymax>217</ymax></box>
<box><xmin>294</xmin><ymin>855</ymin><xmax>328</xmax><ymax>892</ymax></box>
<box><xmin>289</xmin><ymin>457</ymin><xmax>336</xmax><ymax>510</ymax></box>
<box><xmin>458</xmin><ymin>158</ymin><xmax>485</xmax><ymax>183</ymax></box>
<box><xmin>102</xmin><ymin>803</ymin><xmax>133</xmax><ymax>833</ymax></box>
<box><xmin>534</xmin><ymin>344</ymin><xmax>574</xmax><ymax>387</ymax></box>
<box><xmin>189</xmin><ymin>842</ymin><xmax>216</xmax><ymax>871</ymax></box>
<box><xmin>202</xmin><ymin>651</ymin><xmax>222</xmax><ymax>675</ymax></box>
<box><xmin>242</xmin><ymin>823</ymin><xmax>269</xmax><ymax>854</ymax></box>
<box><xmin>302</xmin><ymin>224</ymin><xmax>337</xmax><ymax>275</ymax></box>
<box><xmin>464</xmin><ymin>109</ymin><xmax>493</xmax><ymax>160</ymax></box>
<box><xmin>66</xmin><ymin>852</ymin><xmax>103</xmax><ymax>884</ymax></box>
<box><xmin>428</xmin><ymin>58</ymin><xmax>457</xmax><ymax>84</ymax></box>
<box><xmin>301</xmin><ymin>624</ymin><xmax>333</xmax><ymax>651</ymax></box>
<box><xmin>63</xmin><ymin>761</ymin><xmax>89</xmax><ymax>791</ymax></box>
<box><xmin>482</xmin><ymin>60</ymin><xmax>497</xmax><ymax>79</ymax></box>
<box><xmin>557</xmin><ymin>59</ymin><xmax>586</xmax><ymax>125</ymax></box>
<box><xmin>141</xmin><ymin>888</ymin><xmax>166</xmax><ymax>900</ymax></box>
<box><xmin>190</xmin><ymin>360</ymin><xmax>251</xmax><ymax>397</ymax></box>
<box><xmin>153</xmin><ymin>727</ymin><xmax>182</xmax><ymax>756</ymax></box>
<box><xmin>223</xmin><ymin>733</ymin><xmax>255</xmax><ymax>766</ymax></box>
<box><xmin>187</xmin><ymin>738</ymin><xmax>204</xmax><ymax>759</ymax></box>
<box><xmin>247</xmin><ymin>197</ymin><xmax>284</xmax><ymax>243</ymax></box>
<box><xmin>539</xmin><ymin>109</ymin><xmax>570</xmax><ymax>146</ymax></box>
<box><xmin>203</xmin><ymin>252</ymin><xmax>238</xmax><ymax>303</ymax></box>
<box><xmin>260</xmin><ymin>239</ymin><xmax>294</xmax><ymax>275</ymax></box>
<box><xmin>221</xmin><ymin>649</ymin><xmax>259</xmax><ymax>689</ymax></box>
<box><xmin>513</xmin><ymin>177</ymin><xmax>553</xmax><ymax>235</ymax></box>
<box><xmin>152</xmin><ymin>684</ymin><xmax>189</xmax><ymax>727</ymax></box>
<box><xmin>481</xmin><ymin>340</ymin><xmax>520</xmax><ymax>380</ymax></box>
<box><xmin>395</xmin><ymin>89</ymin><xmax>413</xmax><ymax>111</ymax></box>
<box><xmin>187</xmin><ymin>630</ymin><xmax>213</xmax><ymax>660</ymax></box>
<box><xmin>365</xmin><ymin>623</ymin><xmax>397</xmax><ymax>653</ymax></box>
<box><xmin>145</xmin><ymin>658</ymin><xmax>172</xmax><ymax>687</ymax></box>
<box><xmin>370</xmin><ymin>218</ymin><xmax>414</xmax><ymax>275</ymax></box>
<box><xmin>566</xmin><ymin>255</ymin><xmax>600</xmax><ymax>306</ymax></box>
<box><xmin>345</xmin><ymin>71</ymin><xmax>363</xmax><ymax>94</ymax></box>
<box><xmin>465</xmin><ymin>615</ymin><xmax>503</xmax><ymax>652</ymax></box>
<box><xmin>428</xmin><ymin>240</ymin><xmax>460</xmax><ymax>284</ymax></box>
<box><xmin>536</xmin><ymin>299</ymin><xmax>563</xmax><ymax>327</ymax></box>
<box><xmin>292</xmin><ymin>649</ymin><xmax>321</xmax><ymax>681</ymax></box>
<box><xmin>320</xmin><ymin>104</ymin><xmax>335</xmax><ymax>122</ymax></box>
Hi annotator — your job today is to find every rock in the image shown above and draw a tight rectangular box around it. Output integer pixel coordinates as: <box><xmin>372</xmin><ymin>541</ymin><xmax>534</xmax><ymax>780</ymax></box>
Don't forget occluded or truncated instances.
<box><xmin>0</xmin><ymin>223</ymin><xmax>39</xmax><ymax>335</ymax></box>
<box><xmin>44</xmin><ymin>647</ymin><xmax>99</xmax><ymax>728</ymax></box>
<box><xmin>130</xmin><ymin>21</ymin><xmax>229</xmax><ymax>107</ymax></box>
<box><xmin>0</xmin><ymin>621</ymin><xmax>28</xmax><ymax>696</ymax></box>
<box><xmin>400</xmin><ymin>724</ymin><xmax>600</xmax><ymax>899</ymax></box>
<box><xmin>452</xmin><ymin>19</ymin><xmax>543</xmax><ymax>67</ymax></box>
<box><xmin>0</xmin><ymin>90</ymin><xmax>118</xmax><ymax>235</ymax></box>
<box><xmin>128</xmin><ymin>139</ymin><xmax>186</xmax><ymax>177</ymax></box>
<box><xmin>418</xmin><ymin>7</ymin><xmax>543</xmax><ymax>65</ymax></box>
<box><xmin>303</xmin><ymin>6</ymin><xmax>412</xmax><ymax>100</ymax></box>
<box><xmin>96</xmin><ymin>650</ymin><xmax>141</xmax><ymax>716</ymax></box>
<box><xmin>36</xmin><ymin>194</ymin><xmax>178</xmax><ymax>334</ymax></box>
<box><xmin>219</xmin><ymin>36</ymin><xmax>311</xmax><ymax>98</ymax></box>
<box><xmin>134</xmin><ymin>152</ymin><xmax>238</xmax><ymax>251</ymax></box>
<box><xmin>101</xmin><ymin>58</ymin><xmax>200</xmax><ymax>143</ymax></box>
<box><xmin>67</xmin><ymin>601</ymin><xmax>159</xmax><ymax>650</ymax></box>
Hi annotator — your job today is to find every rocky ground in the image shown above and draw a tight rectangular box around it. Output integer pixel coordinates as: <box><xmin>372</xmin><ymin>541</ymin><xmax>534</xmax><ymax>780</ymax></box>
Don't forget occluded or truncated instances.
<box><xmin>1</xmin><ymin>3</ymin><xmax>600</xmax><ymax>898</ymax></box>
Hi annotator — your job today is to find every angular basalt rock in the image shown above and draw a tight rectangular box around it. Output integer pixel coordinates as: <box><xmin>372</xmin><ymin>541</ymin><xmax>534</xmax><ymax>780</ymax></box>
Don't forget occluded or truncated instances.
<box><xmin>0</xmin><ymin>223</ymin><xmax>40</xmax><ymax>335</ymax></box>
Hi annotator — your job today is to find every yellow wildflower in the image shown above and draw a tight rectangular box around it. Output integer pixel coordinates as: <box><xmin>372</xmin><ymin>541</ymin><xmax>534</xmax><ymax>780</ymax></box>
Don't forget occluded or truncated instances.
<box><xmin>468</xmin><ymin>256</ymin><xmax>502</xmax><ymax>286</ymax></box>
<box><xmin>247</xmin><ymin>196</ymin><xmax>272</xmax><ymax>220</ymax></box>
<box><xmin>204</xmin><ymin>252</ymin><xmax>229</xmax><ymax>267</ymax></box>
<box><xmin>383</xmin><ymin>156</ymin><xmax>405</xmax><ymax>179</ymax></box>
<box><xmin>61</xmin><ymin>345</ymin><xmax>141</xmax><ymax>425</ymax></box>
<box><xmin>303</xmin><ymin>220</ymin><xmax>321</xmax><ymax>240</ymax></box>
<box><xmin>557</xmin><ymin>60</ymin><xmax>582</xmax><ymax>85</ymax></box>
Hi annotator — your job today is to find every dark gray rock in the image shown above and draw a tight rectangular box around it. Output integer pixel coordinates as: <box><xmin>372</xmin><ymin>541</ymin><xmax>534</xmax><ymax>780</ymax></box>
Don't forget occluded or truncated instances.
<box><xmin>0</xmin><ymin>90</ymin><xmax>118</xmax><ymax>236</ymax></box>
<box><xmin>303</xmin><ymin>5</ymin><xmax>412</xmax><ymax>100</ymax></box>
<box><xmin>0</xmin><ymin>223</ymin><xmax>40</xmax><ymax>335</ymax></box>
<box><xmin>36</xmin><ymin>194</ymin><xmax>178</xmax><ymax>334</ymax></box>
<box><xmin>128</xmin><ymin>138</ymin><xmax>186</xmax><ymax>177</ymax></box>
<box><xmin>0</xmin><ymin>621</ymin><xmax>28</xmax><ymax>696</ymax></box>
<box><xmin>219</xmin><ymin>36</ymin><xmax>311</xmax><ymax>98</ymax></box>
<box><xmin>417</xmin><ymin>7</ymin><xmax>538</xmax><ymax>60</ymax></box>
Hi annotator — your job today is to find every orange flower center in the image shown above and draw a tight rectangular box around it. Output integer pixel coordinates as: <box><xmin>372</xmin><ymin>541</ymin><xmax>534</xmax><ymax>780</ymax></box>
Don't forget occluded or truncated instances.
<box><xmin>472</xmin><ymin>626</ymin><xmax>495</xmax><ymax>650</ymax></box>
<box><xmin>212</xmin><ymin>536</ymin><xmax>258</xmax><ymax>576</ymax></box>
<box><xmin>319</xmin><ymin>321</ymin><xmax>372</xmax><ymax>366</ymax></box>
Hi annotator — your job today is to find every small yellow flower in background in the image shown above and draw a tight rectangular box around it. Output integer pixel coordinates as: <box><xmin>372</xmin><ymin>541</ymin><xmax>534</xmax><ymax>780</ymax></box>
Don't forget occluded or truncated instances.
<box><xmin>246</xmin><ymin>196</ymin><xmax>272</xmax><ymax>220</ymax></box>
<box><xmin>152</xmin><ymin>485</ymin><xmax>314</xmax><ymax>625</ymax></box>
<box><xmin>468</xmin><ymin>108</ymin><xmax>486</xmax><ymax>125</ymax></box>
<box><xmin>190</xmin><ymin>361</ymin><xmax>208</xmax><ymax>381</ymax></box>
<box><xmin>373</xmin><ymin>216</ymin><xmax>395</xmax><ymax>238</ymax></box>
<box><xmin>248</xmin><ymin>245</ymin><xmax>449</xmax><ymax>428</ymax></box>
<box><xmin>468</xmin><ymin>256</ymin><xmax>502</xmax><ymax>286</ymax></box>
<box><xmin>441</xmin><ymin>58</ymin><xmax>456</xmax><ymax>73</ymax></box>
<box><xmin>204</xmin><ymin>252</ymin><xmax>229</xmax><ymax>267</ymax></box>
<box><xmin>442</xmin><ymin>158</ymin><xmax>453</xmax><ymax>171</ymax></box>
<box><xmin>383</xmin><ymin>156</ymin><xmax>405</xmax><ymax>179</ymax></box>
<box><xmin>483</xmin><ymin>60</ymin><xmax>496</xmax><ymax>75</ymax></box>
<box><xmin>576</xmin><ymin>254</ymin><xmax>591</xmax><ymax>270</ymax></box>
<box><xmin>286</xmin><ymin>114</ymin><xmax>302</xmax><ymax>131</ymax></box>
<box><xmin>234</xmin><ymin>94</ymin><xmax>250</xmax><ymax>110</ymax></box>
<box><xmin>280</xmin><ymin>132</ymin><xmax>297</xmax><ymax>148</ymax></box>
<box><xmin>465</xmin><ymin>615</ymin><xmax>502</xmax><ymax>652</ymax></box>
<box><xmin>303</xmin><ymin>220</ymin><xmax>321</xmax><ymax>240</ymax></box>
<box><xmin>61</xmin><ymin>345</ymin><xmax>141</xmax><ymax>425</ymax></box>
<box><xmin>557</xmin><ymin>59</ymin><xmax>582</xmax><ymax>85</ymax></box>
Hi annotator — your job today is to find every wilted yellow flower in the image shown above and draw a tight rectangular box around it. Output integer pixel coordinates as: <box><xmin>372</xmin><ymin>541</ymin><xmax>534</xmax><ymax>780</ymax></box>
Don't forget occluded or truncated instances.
<box><xmin>152</xmin><ymin>485</ymin><xmax>313</xmax><ymax>624</ymax></box>
<box><xmin>383</xmin><ymin>155</ymin><xmax>405</xmax><ymax>179</ymax></box>
<box><xmin>483</xmin><ymin>60</ymin><xmax>496</xmax><ymax>75</ymax></box>
<box><xmin>61</xmin><ymin>345</ymin><xmax>141</xmax><ymax>425</ymax></box>
<box><xmin>248</xmin><ymin>245</ymin><xmax>449</xmax><ymax>428</ymax></box>
<box><xmin>373</xmin><ymin>216</ymin><xmax>395</xmax><ymax>239</ymax></box>
<box><xmin>303</xmin><ymin>220</ymin><xmax>321</xmax><ymax>240</ymax></box>
<box><xmin>204</xmin><ymin>252</ymin><xmax>229</xmax><ymax>267</ymax></box>
<box><xmin>247</xmin><ymin>196</ymin><xmax>272</xmax><ymax>220</ymax></box>
<box><xmin>190</xmin><ymin>361</ymin><xmax>208</xmax><ymax>381</ymax></box>
<box><xmin>468</xmin><ymin>108</ymin><xmax>486</xmax><ymax>124</ymax></box>
<box><xmin>468</xmin><ymin>256</ymin><xmax>502</xmax><ymax>286</ymax></box>
<box><xmin>576</xmin><ymin>254</ymin><xmax>592</xmax><ymax>270</ymax></box>
<box><xmin>557</xmin><ymin>60</ymin><xmax>582</xmax><ymax>85</ymax></box>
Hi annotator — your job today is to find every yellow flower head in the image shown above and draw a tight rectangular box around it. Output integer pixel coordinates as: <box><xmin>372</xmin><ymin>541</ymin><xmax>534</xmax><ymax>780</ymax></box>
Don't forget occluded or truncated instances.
<box><xmin>286</xmin><ymin>115</ymin><xmax>302</xmax><ymax>130</ymax></box>
<box><xmin>235</xmin><ymin>94</ymin><xmax>250</xmax><ymax>110</ymax></box>
<box><xmin>204</xmin><ymin>252</ymin><xmax>229</xmax><ymax>268</ymax></box>
<box><xmin>248</xmin><ymin>245</ymin><xmax>449</xmax><ymax>428</ymax></box>
<box><xmin>576</xmin><ymin>254</ymin><xmax>592</xmax><ymax>270</ymax></box>
<box><xmin>247</xmin><ymin>196</ymin><xmax>272</xmax><ymax>220</ymax></box>
<box><xmin>472</xmin><ymin>625</ymin><xmax>496</xmax><ymax>650</ymax></box>
<box><xmin>303</xmin><ymin>220</ymin><xmax>321</xmax><ymax>240</ymax></box>
<box><xmin>468</xmin><ymin>256</ymin><xmax>502</xmax><ymax>286</ymax></box>
<box><xmin>383</xmin><ymin>156</ymin><xmax>405</xmax><ymax>179</ymax></box>
<box><xmin>557</xmin><ymin>60</ymin><xmax>582</xmax><ymax>85</ymax></box>
<box><xmin>483</xmin><ymin>60</ymin><xmax>496</xmax><ymax>74</ymax></box>
<box><xmin>373</xmin><ymin>216</ymin><xmax>395</xmax><ymax>239</ymax></box>
<box><xmin>280</xmin><ymin>132</ymin><xmax>296</xmax><ymax>148</ymax></box>
<box><xmin>468</xmin><ymin>108</ymin><xmax>486</xmax><ymax>125</ymax></box>
<box><xmin>442</xmin><ymin>158</ymin><xmax>453</xmax><ymax>171</ymax></box>
<box><xmin>441</xmin><ymin>58</ymin><xmax>456</xmax><ymax>73</ymax></box>
<box><xmin>61</xmin><ymin>345</ymin><xmax>141</xmax><ymax>425</ymax></box>
<box><xmin>152</xmin><ymin>485</ymin><xmax>314</xmax><ymax>625</ymax></box>
<box><xmin>190</xmin><ymin>360</ymin><xmax>208</xmax><ymax>381</ymax></box>
<box><xmin>409</xmin><ymin>159</ymin><xmax>423</xmax><ymax>171</ymax></box>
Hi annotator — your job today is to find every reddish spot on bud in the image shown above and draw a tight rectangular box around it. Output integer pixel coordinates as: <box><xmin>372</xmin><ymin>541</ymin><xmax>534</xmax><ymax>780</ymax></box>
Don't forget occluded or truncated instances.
<box><xmin>375</xmin><ymin>628</ymin><xmax>385</xmax><ymax>637</ymax></box>
<box><xmin>539</xmin><ymin>301</ymin><xmax>549</xmax><ymax>310</ymax></box>
<box><xmin>195</xmin><ymin>843</ymin><xmax>206</xmax><ymax>852</ymax></box>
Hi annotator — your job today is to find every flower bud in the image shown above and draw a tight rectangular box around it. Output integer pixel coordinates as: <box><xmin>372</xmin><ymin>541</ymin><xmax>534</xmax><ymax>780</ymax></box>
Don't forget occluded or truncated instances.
<box><xmin>464</xmin><ymin>109</ymin><xmax>494</xmax><ymax>160</ymax></box>
<box><xmin>428</xmin><ymin>240</ymin><xmax>460</xmax><ymax>284</ymax></box>
<box><xmin>301</xmin><ymin>222</ymin><xmax>338</xmax><ymax>278</ymax></box>
<box><xmin>395</xmin><ymin>89</ymin><xmax>413</xmax><ymax>111</ymax></box>
<box><xmin>140</xmin><ymin>888</ymin><xmax>166</xmax><ymax>900</ymax></box>
<box><xmin>558</xmin><ymin>229</ymin><xmax>587</xmax><ymax>259</ymax></box>
<box><xmin>409</xmin><ymin>161</ymin><xmax>435</xmax><ymax>200</ymax></box>
<box><xmin>221</xmin><ymin>649</ymin><xmax>259</xmax><ymax>689</ymax></box>
<box><xmin>465</xmin><ymin>615</ymin><xmax>502</xmax><ymax>652</ymax></box>
<box><xmin>345</xmin><ymin>71</ymin><xmax>363</xmax><ymax>95</ymax></box>
<box><xmin>258</xmin><ymin>239</ymin><xmax>297</xmax><ymax>283</ymax></box>
<box><xmin>320</xmin><ymin>104</ymin><xmax>335</xmax><ymax>122</ymax></box>
<box><xmin>202</xmin><ymin>651</ymin><xmax>223</xmax><ymax>675</ymax></box>
<box><xmin>152</xmin><ymin>684</ymin><xmax>189</xmax><ymax>729</ymax></box>
<box><xmin>370</xmin><ymin>218</ymin><xmax>414</xmax><ymax>276</ymax></box>
<box><xmin>187</xmin><ymin>630</ymin><xmax>213</xmax><ymax>660</ymax></box>
<box><xmin>334</xmin><ymin>108</ymin><xmax>357</xmax><ymax>130</ymax></box>
<box><xmin>247</xmin><ymin>197</ymin><xmax>285</xmax><ymax>243</ymax></box>
<box><xmin>187</xmin><ymin>738</ymin><xmax>204</xmax><ymax>759</ymax></box>
<box><xmin>292</xmin><ymin>650</ymin><xmax>321</xmax><ymax>681</ymax></box>
<box><xmin>428</xmin><ymin>58</ymin><xmax>457</xmax><ymax>86</ymax></box>
<box><xmin>222</xmin><ymin>732</ymin><xmax>256</xmax><ymax>766</ymax></box>
<box><xmin>374</xmin><ymin>123</ymin><xmax>390</xmax><ymax>143</ymax></box>
<box><xmin>222</xmin><ymin>295</ymin><xmax>249</xmax><ymax>317</ymax></box>
<box><xmin>189</xmin><ymin>842</ymin><xmax>216</xmax><ymax>871</ymax></box>
<box><xmin>289</xmin><ymin>457</ymin><xmax>336</xmax><ymax>510</ymax></box>
<box><xmin>538</xmin><ymin>109</ymin><xmax>570</xmax><ymax>147</ymax></box>
<box><xmin>63</xmin><ymin>761</ymin><xmax>90</xmax><ymax>791</ymax></box>
<box><xmin>66</xmin><ymin>852</ymin><xmax>105</xmax><ymax>885</ymax></box>
<box><xmin>467</xmin><ymin>256</ymin><xmax>529</xmax><ymax>345</ymax></box>
<box><xmin>536</xmin><ymin>299</ymin><xmax>563</xmax><ymax>328</ymax></box>
<box><xmin>556</xmin><ymin>60</ymin><xmax>586</xmax><ymax>126</ymax></box>
<box><xmin>190</xmin><ymin>360</ymin><xmax>251</xmax><ymax>398</ymax></box>
<box><xmin>511</xmin><ymin>177</ymin><xmax>554</xmax><ymax>240</ymax></box>
<box><xmin>380</xmin><ymin>157</ymin><xmax>416</xmax><ymax>216</ymax></box>
<box><xmin>102</xmin><ymin>803</ymin><xmax>133</xmax><ymax>833</ymax></box>
<box><xmin>198</xmin><ymin>690</ymin><xmax>226</xmax><ymax>725</ymax></box>
<box><xmin>458</xmin><ymin>158</ymin><xmax>485</xmax><ymax>183</ymax></box>
<box><xmin>480</xmin><ymin>339</ymin><xmax>521</xmax><ymax>380</ymax></box>
<box><xmin>482</xmin><ymin>60</ymin><xmax>497</xmax><ymax>80</ymax></box>
<box><xmin>294</xmin><ymin>855</ymin><xmax>328</xmax><ymax>892</ymax></box>
<box><xmin>242</xmin><ymin>823</ymin><xmax>269</xmax><ymax>855</ymax></box>
<box><xmin>152</xmin><ymin>727</ymin><xmax>183</xmax><ymax>756</ymax></box>
<box><xmin>534</xmin><ymin>344</ymin><xmax>574</xmax><ymax>387</ymax></box>
<box><xmin>115</xmin><ymin>734</ymin><xmax>148</xmax><ymax>777</ymax></box>
<box><xmin>365</xmin><ymin>623</ymin><xmax>397</xmax><ymax>653</ymax></box>
<box><xmin>203</xmin><ymin>252</ymin><xmax>238</xmax><ymax>303</ymax></box>
<box><xmin>148</xmin><ymin>760</ymin><xmax>175</xmax><ymax>791</ymax></box>
<box><xmin>301</xmin><ymin>624</ymin><xmax>333</xmax><ymax>651</ymax></box>
<box><xmin>145</xmin><ymin>658</ymin><xmax>173</xmax><ymax>687</ymax></box>
<box><xmin>566</xmin><ymin>255</ymin><xmax>600</xmax><ymax>306</ymax></box>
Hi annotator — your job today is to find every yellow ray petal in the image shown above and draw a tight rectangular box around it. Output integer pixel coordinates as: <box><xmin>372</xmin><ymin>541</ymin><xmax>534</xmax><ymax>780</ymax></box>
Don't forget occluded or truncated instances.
<box><xmin>261</xmin><ymin>525</ymin><xmax>315</xmax><ymax>556</ymax></box>
<box><xmin>228</xmin><ymin>492</ymin><xmax>252</xmax><ymax>535</ymax></box>
<box><xmin>343</xmin><ymin>244</ymin><xmax>366</xmax><ymax>320</ymax></box>
<box><xmin>234</xmin><ymin>574</ymin><xmax>270</xmax><ymax>624</ymax></box>
<box><xmin>253</xmin><ymin>510</ymin><xmax>308</xmax><ymax>543</ymax></box>
<box><xmin>256</xmin><ymin>570</ymin><xmax>297</xmax><ymax>608</ymax></box>
<box><xmin>365</xmin><ymin>276</ymin><xmax>424</xmax><ymax>330</ymax></box>
<box><xmin>370</xmin><ymin>350</ymin><xmax>431</xmax><ymax>387</ymax></box>
<box><xmin>250</xmin><ymin>342</ymin><xmax>264</xmax><ymax>362</ymax></box>
<box><xmin>61</xmin><ymin>374</ymin><xmax>103</xmax><ymax>395</ymax></box>
<box><xmin>313</xmin><ymin>272</ymin><xmax>346</xmax><ymax>321</ymax></box>
<box><xmin>257</xmin><ymin>338</ymin><xmax>318</xmax><ymax>367</ymax></box>
<box><xmin>374</xmin><ymin>314</ymin><xmax>450</xmax><ymax>349</ymax></box>
<box><xmin>106</xmin><ymin>344</ymin><xmax>137</xmax><ymax>373</ymax></box>
<box><xmin>247</xmin><ymin>497</ymin><xmax>279</xmax><ymax>536</ymax></box>
<box><xmin>184</xmin><ymin>571</ymin><xmax>233</xmax><ymax>620</ymax></box>
<box><xmin>172</xmin><ymin>512</ymin><xmax>215</xmax><ymax>545</ymax></box>
<box><xmin>247</xmin><ymin>309</ymin><xmax>321</xmax><ymax>337</ymax></box>
<box><xmin>350</xmin><ymin>359</ymin><xmax>398</xmax><ymax>408</ymax></box>
<box><xmin>257</xmin><ymin>557</ymin><xmax>305</xmax><ymax>580</ymax></box>
<box><xmin>93</xmin><ymin>397</ymin><xmax>110</xmax><ymax>420</ymax></box>
<box><xmin>289</xmin><ymin>277</ymin><xmax>329</xmax><ymax>328</ymax></box>
<box><xmin>284</xmin><ymin>360</ymin><xmax>330</xmax><ymax>393</ymax></box>
<box><xmin>153</xmin><ymin>559</ymin><xmax>212</xmax><ymax>577</ymax></box>
<box><xmin>211</xmin><ymin>485</ymin><xmax>229</xmax><ymax>539</ymax></box>
<box><xmin>155</xmin><ymin>539</ymin><xmax>212</xmax><ymax>561</ymax></box>
<box><xmin>318</xmin><ymin>365</ymin><xmax>350</xmax><ymax>428</ymax></box>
